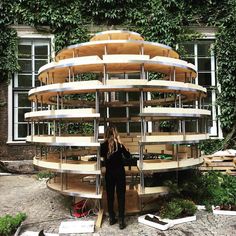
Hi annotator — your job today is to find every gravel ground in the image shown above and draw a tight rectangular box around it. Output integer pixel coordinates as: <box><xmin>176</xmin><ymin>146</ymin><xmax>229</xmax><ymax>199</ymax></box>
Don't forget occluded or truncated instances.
<box><xmin>0</xmin><ymin>175</ymin><xmax>235</xmax><ymax>236</ymax></box>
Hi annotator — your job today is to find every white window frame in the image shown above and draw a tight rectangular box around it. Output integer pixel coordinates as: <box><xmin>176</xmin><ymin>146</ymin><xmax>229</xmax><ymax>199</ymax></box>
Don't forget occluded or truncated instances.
<box><xmin>7</xmin><ymin>26</ymin><xmax>54</xmax><ymax>144</ymax></box>
<box><xmin>179</xmin><ymin>26</ymin><xmax>223</xmax><ymax>138</ymax></box>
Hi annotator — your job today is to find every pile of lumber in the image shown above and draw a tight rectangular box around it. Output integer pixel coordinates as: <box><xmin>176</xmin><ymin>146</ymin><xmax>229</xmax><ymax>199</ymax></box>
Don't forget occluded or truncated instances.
<box><xmin>199</xmin><ymin>149</ymin><xmax>236</xmax><ymax>175</ymax></box>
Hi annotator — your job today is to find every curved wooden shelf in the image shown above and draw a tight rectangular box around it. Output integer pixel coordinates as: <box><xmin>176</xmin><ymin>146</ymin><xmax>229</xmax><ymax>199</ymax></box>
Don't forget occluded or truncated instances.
<box><xmin>33</xmin><ymin>157</ymin><xmax>100</xmax><ymax>174</ymax></box>
<box><xmin>140</xmin><ymin>133</ymin><xmax>209</xmax><ymax>144</ymax></box>
<box><xmin>137</xmin><ymin>157</ymin><xmax>204</xmax><ymax>171</ymax></box>
<box><xmin>47</xmin><ymin>177</ymin><xmax>102</xmax><ymax>198</ymax></box>
<box><xmin>90</xmin><ymin>30</ymin><xmax>144</xmax><ymax>41</ymax></box>
<box><xmin>137</xmin><ymin>184</ymin><xmax>169</xmax><ymax>197</ymax></box>
<box><xmin>26</xmin><ymin>135</ymin><xmax>99</xmax><ymax>147</ymax></box>
<box><xmin>38</xmin><ymin>55</ymin><xmax>195</xmax><ymax>84</ymax></box>
<box><xmin>140</xmin><ymin>107</ymin><xmax>211</xmax><ymax>118</ymax></box>
<box><xmin>56</xmin><ymin>35</ymin><xmax>178</xmax><ymax>61</ymax></box>
<box><xmin>25</xmin><ymin>108</ymin><xmax>99</xmax><ymax>121</ymax></box>
<box><xmin>28</xmin><ymin>80</ymin><xmax>206</xmax><ymax>104</ymax></box>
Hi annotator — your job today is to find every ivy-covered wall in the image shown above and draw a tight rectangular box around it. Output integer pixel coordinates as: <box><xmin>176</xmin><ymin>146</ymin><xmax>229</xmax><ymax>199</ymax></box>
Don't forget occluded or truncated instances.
<box><xmin>0</xmin><ymin>0</ymin><xmax>236</xmax><ymax>148</ymax></box>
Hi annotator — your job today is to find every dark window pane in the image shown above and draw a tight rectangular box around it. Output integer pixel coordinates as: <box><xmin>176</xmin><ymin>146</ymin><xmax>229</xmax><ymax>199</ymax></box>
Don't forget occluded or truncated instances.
<box><xmin>18</xmin><ymin>45</ymin><xmax>31</xmax><ymax>58</ymax></box>
<box><xmin>185</xmin><ymin>120</ymin><xmax>197</xmax><ymax>132</ymax></box>
<box><xmin>116</xmin><ymin>123</ymin><xmax>126</xmax><ymax>133</ymax></box>
<box><xmin>198</xmin><ymin>58</ymin><xmax>211</xmax><ymax>71</ymax></box>
<box><xmin>17</xmin><ymin>93</ymin><xmax>31</xmax><ymax>107</ymax></box>
<box><xmin>129</xmin><ymin>122</ymin><xmax>140</xmax><ymax>132</ymax></box>
<box><xmin>17</xmin><ymin>74</ymin><xmax>32</xmax><ymax>87</ymax></box>
<box><xmin>35</xmin><ymin>45</ymin><xmax>48</xmax><ymax>59</ymax></box>
<box><xmin>129</xmin><ymin>107</ymin><xmax>139</xmax><ymax>116</ymax></box>
<box><xmin>129</xmin><ymin>92</ymin><xmax>139</xmax><ymax>101</ymax></box>
<box><xmin>109</xmin><ymin>107</ymin><xmax>126</xmax><ymax>117</ymax></box>
<box><xmin>204</xmin><ymin>90</ymin><xmax>212</xmax><ymax>106</ymax></box>
<box><xmin>128</xmin><ymin>73</ymin><xmax>140</xmax><ymax>79</ymax></box>
<box><xmin>35</xmin><ymin>59</ymin><xmax>48</xmax><ymax>72</ymax></box>
<box><xmin>35</xmin><ymin>75</ymin><xmax>41</xmax><ymax>87</ymax></box>
<box><xmin>18</xmin><ymin>124</ymin><xmax>27</xmax><ymax>138</ymax></box>
<box><xmin>180</xmin><ymin>43</ymin><xmax>194</xmax><ymax>57</ymax></box>
<box><xmin>18</xmin><ymin>108</ymin><xmax>31</xmax><ymax>122</ymax></box>
<box><xmin>18</xmin><ymin>59</ymin><xmax>32</xmax><ymax>72</ymax></box>
<box><xmin>198</xmin><ymin>43</ymin><xmax>211</xmax><ymax>57</ymax></box>
<box><xmin>198</xmin><ymin>73</ymin><xmax>212</xmax><ymax>86</ymax></box>
<box><xmin>185</xmin><ymin>57</ymin><xmax>195</xmax><ymax>65</ymax></box>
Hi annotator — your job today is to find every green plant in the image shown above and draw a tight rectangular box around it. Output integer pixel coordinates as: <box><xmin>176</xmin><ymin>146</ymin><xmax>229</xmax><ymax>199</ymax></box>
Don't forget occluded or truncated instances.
<box><xmin>37</xmin><ymin>171</ymin><xmax>55</xmax><ymax>180</ymax></box>
<box><xmin>199</xmin><ymin>139</ymin><xmax>224</xmax><ymax>155</ymax></box>
<box><xmin>162</xmin><ymin>169</ymin><xmax>236</xmax><ymax>209</ymax></box>
<box><xmin>160</xmin><ymin>198</ymin><xmax>197</xmax><ymax>219</ymax></box>
<box><xmin>0</xmin><ymin>212</ymin><xmax>26</xmax><ymax>236</ymax></box>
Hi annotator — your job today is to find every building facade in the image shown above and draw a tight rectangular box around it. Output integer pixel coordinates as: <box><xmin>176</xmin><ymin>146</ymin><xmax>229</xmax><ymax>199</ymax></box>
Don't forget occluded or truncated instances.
<box><xmin>0</xmin><ymin>26</ymin><xmax>222</xmax><ymax>161</ymax></box>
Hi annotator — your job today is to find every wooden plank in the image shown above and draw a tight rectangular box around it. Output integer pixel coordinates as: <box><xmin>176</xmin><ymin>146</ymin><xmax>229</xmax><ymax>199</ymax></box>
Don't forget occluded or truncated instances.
<box><xmin>96</xmin><ymin>209</ymin><xmax>104</xmax><ymax>228</ymax></box>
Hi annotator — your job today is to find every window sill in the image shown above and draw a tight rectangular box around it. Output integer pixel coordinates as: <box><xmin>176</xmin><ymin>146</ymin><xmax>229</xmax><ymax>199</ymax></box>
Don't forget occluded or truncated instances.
<box><xmin>6</xmin><ymin>140</ymin><xmax>32</xmax><ymax>146</ymax></box>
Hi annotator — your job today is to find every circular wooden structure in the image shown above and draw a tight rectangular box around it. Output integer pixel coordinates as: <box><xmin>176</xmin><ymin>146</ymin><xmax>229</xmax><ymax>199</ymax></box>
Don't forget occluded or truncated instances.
<box><xmin>26</xmin><ymin>30</ymin><xmax>210</xmax><ymax>212</ymax></box>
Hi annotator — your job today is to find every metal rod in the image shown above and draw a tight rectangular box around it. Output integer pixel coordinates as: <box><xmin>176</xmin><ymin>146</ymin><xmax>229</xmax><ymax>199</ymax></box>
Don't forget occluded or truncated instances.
<box><xmin>58</xmin><ymin>121</ymin><xmax>61</xmax><ymax>136</ymax></box>
<box><xmin>61</xmin><ymin>94</ymin><xmax>64</xmax><ymax>109</ymax></box>
<box><xmin>97</xmin><ymin>147</ymin><xmax>100</xmax><ymax>170</ymax></box>
<box><xmin>96</xmin><ymin>175</ymin><xmax>100</xmax><ymax>195</ymax></box>
<box><xmin>126</xmin><ymin>92</ymin><xmax>129</xmax><ymax>134</ymax></box>
<box><xmin>173</xmin><ymin>67</ymin><xmax>176</xmax><ymax>81</ymax></box>
<box><xmin>95</xmin><ymin>90</ymin><xmax>99</xmax><ymax>113</ymax></box>
<box><xmin>178</xmin><ymin>93</ymin><xmax>181</xmax><ymax>108</ymax></box>
<box><xmin>52</xmin><ymin>72</ymin><xmax>54</xmax><ymax>84</ymax></box>
<box><xmin>35</xmin><ymin>96</ymin><xmax>38</xmax><ymax>111</ymax></box>
<box><xmin>182</xmin><ymin>120</ymin><xmax>186</xmax><ymax>139</ymax></box>
<box><xmin>69</xmin><ymin>67</ymin><xmax>72</xmax><ymax>82</ymax></box>
<box><xmin>37</xmin><ymin>121</ymin><xmax>40</xmax><ymax>136</ymax></box>
<box><xmin>27</xmin><ymin>121</ymin><xmax>29</xmax><ymax>136</ymax></box>
<box><xmin>56</xmin><ymin>93</ymin><xmax>59</xmax><ymax>110</ymax></box>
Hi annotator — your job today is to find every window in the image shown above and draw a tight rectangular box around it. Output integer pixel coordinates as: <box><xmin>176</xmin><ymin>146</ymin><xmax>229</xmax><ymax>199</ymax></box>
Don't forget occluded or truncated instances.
<box><xmin>180</xmin><ymin>40</ymin><xmax>222</xmax><ymax>138</ymax></box>
<box><xmin>8</xmin><ymin>35</ymin><xmax>53</xmax><ymax>142</ymax></box>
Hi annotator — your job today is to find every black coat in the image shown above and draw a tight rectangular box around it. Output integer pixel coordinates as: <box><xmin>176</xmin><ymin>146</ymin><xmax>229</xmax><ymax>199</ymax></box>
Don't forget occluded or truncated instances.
<box><xmin>100</xmin><ymin>140</ymin><xmax>131</xmax><ymax>174</ymax></box>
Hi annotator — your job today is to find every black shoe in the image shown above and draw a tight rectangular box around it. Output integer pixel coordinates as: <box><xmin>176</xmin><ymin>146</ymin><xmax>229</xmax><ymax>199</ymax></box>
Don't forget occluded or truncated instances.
<box><xmin>109</xmin><ymin>217</ymin><xmax>117</xmax><ymax>225</ymax></box>
<box><xmin>119</xmin><ymin>218</ymin><xmax>126</xmax><ymax>229</ymax></box>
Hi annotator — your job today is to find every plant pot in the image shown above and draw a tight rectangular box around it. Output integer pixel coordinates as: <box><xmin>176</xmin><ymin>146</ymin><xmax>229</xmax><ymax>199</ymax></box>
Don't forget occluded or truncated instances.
<box><xmin>138</xmin><ymin>214</ymin><xmax>171</xmax><ymax>230</ymax></box>
<box><xmin>212</xmin><ymin>206</ymin><xmax>236</xmax><ymax>216</ymax></box>
<box><xmin>138</xmin><ymin>214</ymin><xmax>196</xmax><ymax>231</ymax></box>
<box><xmin>196</xmin><ymin>205</ymin><xmax>206</xmax><ymax>211</ymax></box>
<box><xmin>14</xmin><ymin>223</ymin><xmax>22</xmax><ymax>236</ymax></box>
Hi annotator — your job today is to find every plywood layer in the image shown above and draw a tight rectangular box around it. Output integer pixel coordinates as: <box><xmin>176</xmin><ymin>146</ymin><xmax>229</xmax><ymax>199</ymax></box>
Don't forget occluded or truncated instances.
<box><xmin>47</xmin><ymin>177</ymin><xmax>102</xmax><ymax>198</ymax></box>
<box><xmin>26</xmin><ymin>135</ymin><xmax>100</xmax><ymax>147</ymax></box>
<box><xmin>137</xmin><ymin>184</ymin><xmax>169</xmax><ymax>197</ymax></box>
<box><xmin>28</xmin><ymin>80</ymin><xmax>206</xmax><ymax>103</ymax></box>
<box><xmin>141</xmin><ymin>107</ymin><xmax>211</xmax><ymax>117</ymax></box>
<box><xmin>25</xmin><ymin>108</ymin><xmax>99</xmax><ymax>121</ymax></box>
<box><xmin>38</xmin><ymin>55</ymin><xmax>196</xmax><ymax>84</ymax></box>
<box><xmin>140</xmin><ymin>133</ymin><xmax>209</xmax><ymax>144</ymax></box>
<box><xmin>33</xmin><ymin>157</ymin><xmax>100</xmax><ymax>174</ymax></box>
<box><xmin>137</xmin><ymin>157</ymin><xmax>204</xmax><ymax>171</ymax></box>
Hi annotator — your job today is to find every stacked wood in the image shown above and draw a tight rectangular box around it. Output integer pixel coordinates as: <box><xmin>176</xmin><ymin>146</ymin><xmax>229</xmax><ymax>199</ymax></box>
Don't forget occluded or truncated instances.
<box><xmin>199</xmin><ymin>150</ymin><xmax>236</xmax><ymax>175</ymax></box>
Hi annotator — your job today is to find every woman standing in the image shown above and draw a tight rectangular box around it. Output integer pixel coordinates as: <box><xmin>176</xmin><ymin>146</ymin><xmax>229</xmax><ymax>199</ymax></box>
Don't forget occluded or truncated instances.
<box><xmin>100</xmin><ymin>126</ymin><xmax>131</xmax><ymax>229</ymax></box>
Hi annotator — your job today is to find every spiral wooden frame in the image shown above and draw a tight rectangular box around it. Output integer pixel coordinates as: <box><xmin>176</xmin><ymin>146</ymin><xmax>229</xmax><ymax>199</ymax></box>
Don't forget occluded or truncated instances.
<box><xmin>26</xmin><ymin>30</ymin><xmax>210</xmax><ymax>200</ymax></box>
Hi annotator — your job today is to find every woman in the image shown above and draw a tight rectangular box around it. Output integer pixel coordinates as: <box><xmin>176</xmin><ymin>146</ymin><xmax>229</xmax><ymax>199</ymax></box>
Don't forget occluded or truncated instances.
<box><xmin>100</xmin><ymin>126</ymin><xmax>131</xmax><ymax>229</ymax></box>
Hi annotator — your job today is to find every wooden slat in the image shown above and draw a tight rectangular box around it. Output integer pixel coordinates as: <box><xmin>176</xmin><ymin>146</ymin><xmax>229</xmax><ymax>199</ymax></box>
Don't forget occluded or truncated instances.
<box><xmin>96</xmin><ymin>209</ymin><xmax>104</xmax><ymax>228</ymax></box>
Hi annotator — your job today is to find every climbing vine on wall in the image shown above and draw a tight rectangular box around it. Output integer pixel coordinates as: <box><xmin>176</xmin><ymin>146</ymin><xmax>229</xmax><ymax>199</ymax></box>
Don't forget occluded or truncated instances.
<box><xmin>0</xmin><ymin>0</ymin><xmax>236</xmax><ymax>143</ymax></box>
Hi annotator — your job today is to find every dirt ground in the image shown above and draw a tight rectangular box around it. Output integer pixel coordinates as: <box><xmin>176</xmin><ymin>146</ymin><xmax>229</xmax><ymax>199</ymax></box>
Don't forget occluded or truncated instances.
<box><xmin>0</xmin><ymin>174</ymin><xmax>71</xmax><ymax>234</ymax></box>
<box><xmin>0</xmin><ymin>174</ymin><xmax>236</xmax><ymax>236</ymax></box>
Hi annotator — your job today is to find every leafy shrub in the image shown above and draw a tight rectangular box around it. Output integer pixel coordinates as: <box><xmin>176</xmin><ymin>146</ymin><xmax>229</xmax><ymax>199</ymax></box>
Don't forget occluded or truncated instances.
<box><xmin>160</xmin><ymin>199</ymin><xmax>196</xmax><ymax>219</ymax></box>
<box><xmin>163</xmin><ymin>170</ymin><xmax>236</xmax><ymax>209</ymax></box>
<box><xmin>199</xmin><ymin>139</ymin><xmax>224</xmax><ymax>155</ymax></box>
<box><xmin>37</xmin><ymin>171</ymin><xmax>55</xmax><ymax>180</ymax></box>
<box><xmin>0</xmin><ymin>212</ymin><xmax>26</xmax><ymax>236</ymax></box>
